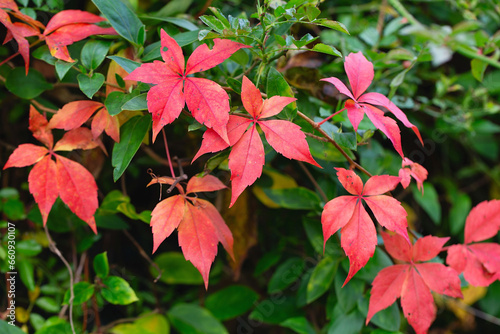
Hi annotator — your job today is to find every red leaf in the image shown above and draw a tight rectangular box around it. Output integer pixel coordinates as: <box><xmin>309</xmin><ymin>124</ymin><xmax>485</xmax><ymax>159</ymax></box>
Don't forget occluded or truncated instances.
<box><xmin>320</xmin><ymin>77</ymin><xmax>354</xmax><ymax>100</ymax></box>
<box><xmin>150</xmin><ymin>195</ymin><xmax>185</xmax><ymax>253</ymax></box>
<box><xmin>29</xmin><ymin>106</ymin><xmax>53</xmax><ymax>149</ymax></box>
<box><xmin>335</xmin><ymin>167</ymin><xmax>364</xmax><ymax>195</ymax></box>
<box><xmin>344</xmin><ymin>51</ymin><xmax>373</xmax><ymax>99</ymax></box>
<box><xmin>3</xmin><ymin>144</ymin><xmax>48</xmax><ymax>169</ymax></box>
<box><xmin>260</xmin><ymin>95</ymin><xmax>297</xmax><ymax>118</ymax></box>
<box><xmin>53</xmin><ymin>127</ymin><xmax>100</xmax><ymax>152</ymax></box>
<box><xmin>228</xmin><ymin>125</ymin><xmax>264</xmax><ymax>207</ymax></box>
<box><xmin>186</xmin><ymin>174</ymin><xmax>226</xmax><ymax>194</ymax></box>
<box><xmin>416</xmin><ymin>262</ymin><xmax>462</xmax><ymax>298</ymax></box>
<box><xmin>464</xmin><ymin>199</ymin><xmax>500</xmax><ymax>244</ymax></box>
<box><xmin>259</xmin><ymin>120</ymin><xmax>320</xmax><ymax>168</ymax></box>
<box><xmin>44</xmin><ymin>10</ymin><xmax>106</xmax><ymax>34</ymax></box>
<box><xmin>193</xmin><ymin>198</ymin><xmax>234</xmax><ymax>260</ymax></box>
<box><xmin>55</xmin><ymin>154</ymin><xmax>98</xmax><ymax>233</ymax></box>
<box><xmin>413</xmin><ymin>235</ymin><xmax>449</xmax><ymax>262</ymax></box>
<box><xmin>362</xmin><ymin>174</ymin><xmax>401</xmax><ymax>195</ymax></box>
<box><xmin>363</xmin><ymin>104</ymin><xmax>403</xmax><ymax>157</ymax></box>
<box><xmin>91</xmin><ymin>107</ymin><xmax>120</xmax><ymax>142</ymax></box>
<box><xmin>399</xmin><ymin>158</ymin><xmax>428</xmax><ymax>193</ymax></box>
<box><xmin>469</xmin><ymin>243</ymin><xmax>500</xmax><ymax>278</ymax></box>
<box><xmin>341</xmin><ymin>201</ymin><xmax>377</xmax><ymax>285</ymax></box>
<box><xmin>366</xmin><ymin>264</ymin><xmax>408</xmax><ymax>324</ymax></box>
<box><xmin>321</xmin><ymin>196</ymin><xmax>358</xmax><ymax>250</ymax></box>
<box><xmin>184</xmin><ymin>77</ymin><xmax>230</xmax><ymax>143</ymax></box>
<box><xmin>125</xmin><ymin>29</ymin><xmax>249</xmax><ymax>143</ymax></box>
<box><xmin>178</xmin><ymin>203</ymin><xmax>219</xmax><ymax>288</ymax></box>
<box><xmin>241</xmin><ymin>76</ymin><xmax>263</xmax><ymax>118</ymax></box>
<box><xmin>48</xmin><ymin>101</ymin><xmax>103</xmax><ymax>130</ymax></box>
<box><xmin>401</xmin><ymin>267</ymin><xmax>436</xmax><ymax>334</ymax></box>
<box><xmin>28</xmin><ymin>155</ymin><xmax>57</xmax><ymax>224</ymax></box>
<box><xmin>364</xmin><ymin>195</ymin><xmax>409</xmax><ymax>243</ymax></box>
<box><xmin>380</xmin><ymin>231</ymin><xmax>412</xmax><ymax>262</ymax></box>
<box><xmin>185</xmin><ymin>38</ymin><xmax>250</xmax><ymax>75</ymax></box>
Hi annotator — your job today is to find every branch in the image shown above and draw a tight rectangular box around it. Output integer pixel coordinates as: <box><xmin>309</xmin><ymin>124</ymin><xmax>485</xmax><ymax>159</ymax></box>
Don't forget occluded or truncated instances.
<box><xmin>296</xmin><ymin>110</ymin><xmax>372</xmax><ymax>177</ymax></box>
<box><xmin>123</xmin><ymin>230</ymin><xmax>162</xmax><ymax>283</ymax></box>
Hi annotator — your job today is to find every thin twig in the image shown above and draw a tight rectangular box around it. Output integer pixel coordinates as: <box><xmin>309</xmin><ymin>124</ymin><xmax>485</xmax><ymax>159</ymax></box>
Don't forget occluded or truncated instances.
<box><xmin>30</xmin><ymin>99</ymin><xmax>58</xmax><ymax>113</ymax></box>
<box><xmin>141</xmin><ymin>144</ymin><xmax>187</xmax><ymax>168</ymax></box>
<box><xmin>123</xmin><ymin>230</ymin><xmax>162</xmax><ymax>283</ymax></box>
<box><xmin>296</xmin><ymin>110</ymin><xmax>372</xmax><ymax>177</ymax></box>
<box><xmin>162</xmin><ymin>128</ymin><xmax>176</xmax><ymax>178</ymax></box>
<box><xmin>297</xmin><ymin>161</ymin><xmax>328</xmax><ymax>203</ymax></box>
<box><xmin>44</xmin><ymin>225</ymin><xmax>76</xmax><ymax>334</ymax></box>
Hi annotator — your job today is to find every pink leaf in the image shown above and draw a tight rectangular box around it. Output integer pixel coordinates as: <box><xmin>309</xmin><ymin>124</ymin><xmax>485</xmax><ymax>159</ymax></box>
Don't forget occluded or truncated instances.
<box><xmin>416</xmin><ymin>262</ymin><xmax>462</xmax><ymax>298</ymax></box>
<box><xmin>362</xmin><ymin>175</ymin><xmax>401</xmax><ymax>196</ymax></box>
<box><xmin>159</xmin><ymin>29</ymin><xmax>185</xmax><ymax>75</ymax></box>
<box><xmin>464</xmin><ymin>199</ymin><xmax>500</xmax><ymax>244</ymax></box>
<box><xmin>413</xmin><ymin>235</ymin><xmax>449</xmax><ymax>262</ymax></box>
<box><xmin>241</xmin><ymin>76</ymin><xmax>263</xmax><ymax>118</ymax></box>
<box><xmin>320</xmin><ymin>77</ymin><xmax>355</xmax><ymax>100</ymax></box>
<box><xmin>364</xmin><ymin>195</ymin><xmax>409</xmax><ymax>243</ymax></box>
<box><xmin>344</xmin><ymin>52</ymin><xmax>374</xmax><ymax>99</ymax></box>
<box><xmin>321</xmin><ymin>196</ymin><xmax>358</xmax><ymax>250</ymax></box>
<box><xmin>381</xmin><ymin>230</ymin><xmax>412</xmax><ymax>263</ymax></box>
<box><xmin>3</xmin><ymin>144</ymin><xmax>48</xmax><ymax>169</ymax></box>
<box><xmin>363</xmin><ymin>103</ymin><xmax>403</xmax><ymax>157</ymax></box>
<box><xmin>334</xmin><ymin>168</ymin><xmax>363</xmax><ymax>195</ymax></box>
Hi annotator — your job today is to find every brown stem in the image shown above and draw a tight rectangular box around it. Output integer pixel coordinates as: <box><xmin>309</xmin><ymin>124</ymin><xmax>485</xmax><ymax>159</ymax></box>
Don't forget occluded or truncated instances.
<box><xmin>195</xmin><ymin>0</ymin><xmax>213</xmax><ymax>19</ymax></box>
<box><xmin>141</xmin><ymin>144</ymin><xmax>187</xmax><ymax>168</ymax></box>
<box><xmin>162</xmin><ymin>128</ymin><xmax>176</xmax><ymax>178</ymax></box>
<box><xmin>304</xmin><ymin>132</ymin><xmax>329</xmax><ymax>142</ymax></box>
<box><xmin>296</xmin><ymin>110</ymin><xmax>373</xmax><ymax>177</ymax></box>
<box><xmin>31</xmin><ymin>99</ymin><xmax>58</xmax><ymax>113</ymax></box>
<box><xmin>123</xmin><ymin>230</ymin><xmax>163</xmax><ymax>283</ymax></box>
<box><xmin>297</xmin><ymin>161</ymin><xmax>328</xmax><ymax>203</ymax></box>
<box><xmin>103</xmin><ymin>81</ymin><xmax>125</xmax><ymax>91</ymax></box>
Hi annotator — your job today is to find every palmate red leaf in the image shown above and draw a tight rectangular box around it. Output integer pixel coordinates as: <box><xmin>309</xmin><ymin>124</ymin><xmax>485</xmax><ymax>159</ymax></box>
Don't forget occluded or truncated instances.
<box><xmin>148</xmin><ymin>174</ymin><xmax>233</xmax><ymax>288</ymax></box>
<box><xmin>446</xmin><ymin>200</ymin><xmax>500</xmax><ymax>286</ymax></box>
<box><xmin>29</xmin><ymin>106</ymin><xmax>53</xmax><ymax>149</ymax></box>
<box><xmin>91</xmin><ymin>107</ymin><xmax>120</xmax><ymax>142</ymax></box>
<box><xmin>28</xmin><ymin>155</ymin><xmax>57</xmax><ymax>224</ymax></box>
<box><xmin>49</xmin><ymin>101</ymin><xmax>103</xmax><ymax>130</ymax></box>
<box><xmin>43</xmin><ymin>10</ymin><xmax>117</xmax><ymax>62</ymax></box>
<box><xmin>399</xmin><ymin>157</ymin><xmax>428</xmax><ymax>193</ymax></box>
<box><xmin>55</xmin><ymin>155</ymin><xmax>98</xmax><ymax>233</ymax></box>
<box><xmin>322</xmin><ymin>168</ymin><xmax>408</xmax><ymax>284</ymax></box>
<box><xmin>53</xmin><ymin>127</ymin><xmax>101</xmax><ymax>152</ymax></box>
<box><xmin>3</xmin><ymin>144</ymin><xmax>48</xmax><ymax>168</ymax></box>
<box><xmin>367</xmin><ymin>232</ymin><xmax>462</xmax><ymax>334</ymax></box>
<box><xmin>321</xmin><ymin>52</ymin><xmax>422</xmax><ymax>157</ymax></box>
<box><xmin>125</xmin><ymin>29</ymin><xmax>249</xmax><ymax>142</ymax></box>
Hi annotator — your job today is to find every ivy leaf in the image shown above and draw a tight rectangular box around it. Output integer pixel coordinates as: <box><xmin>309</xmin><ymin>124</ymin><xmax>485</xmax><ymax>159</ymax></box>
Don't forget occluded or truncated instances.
<box><xmin>101</xmin><ymin>276</ymin><xmax>138</xmax><ymax>305</ymax></box>
<box><xmin>125</xmin><ymin>29</ymin><xmax>249</xmax><ymax>142</ymax></box>
<box><xmin>148</xmin><ymin>174</ymin><xmax>232</xmax><ymax>288</ymax></box>
<box><xmin>446</xmin><ymin>200</ymin><xmax>500</xmax><ymax>286</ymax></box>
<box><xmin>194</xmin><ymin>76</ymin><xmax>320</xmax><ymax>207</ymax></box>
<box><xmin>321</xmin><ymin>168</ymin><xmax>408</xmax><ymax>285</ymax></box>
<box><xmin>77</xmin><ymin>73</ymin><xmax>105</xmax><ymax>99</ymax></box>
<box><xmin>321</xmin><ymin>52</ymin><xmax>422</xmax><ymax>157</ymax></box>
<box><xmin>368</xmin><ymin>232</ymin><xmax>462</xmax><ymax>334</ymax></box>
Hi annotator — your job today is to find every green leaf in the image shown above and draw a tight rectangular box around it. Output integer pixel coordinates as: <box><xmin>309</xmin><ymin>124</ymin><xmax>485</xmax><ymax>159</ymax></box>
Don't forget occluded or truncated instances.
<box><xmin>105</xmin><ymin>91</ymin><xmax>139</xmax><ymax>116</ymax></box>
<box><xmin>314</xmin><ymin>19</ymin><xmax>349</xmax><ymax>34</ymax></box>
<box><xmin>77</xmin><ymin>73</ymin><xmax>105</xmax><ymax>99</ymax></box>
<box><xmin>116</xmin><ymin>202</ymin><xmax>151</xmax><ymax>223</ymax></box>
<box><xmin>168</xmin><ymin>304</ymin><xmax>228</xmax><ymax>334</ymax></box>
<box><xmin>112</xmin><ymin>114</ymin><xmax>151</xmax><ymax>181</ymax></box>
<box><xmin>334</xmin><ymin>275</ymin><xmax>365</xmax><ymax>313</ymax></box>
<box><xmin>63</xmin><ymin>282</ymin><xmax>95</xmax><ymax>305</ymax></box>
<box><xmin>449</xmin><ymin>192</ymin><xmax>471</xmax><ymax>235</ymax></box>
<box><xmin>140</xmin><ymin>16</ymin><xmax>198</xmax><ymax>31</ymax></box>
<box><xmin>94</xmin><ymin>252</ymin><xmax>109</xmax><ymax>279</ymax></box>
<box><xmin>312</xmin><ymin>43</ymin><xmax>342</xmax><ymax>57</ymax></box>
<box><xmin>6</xmin><ymin>68</ymin><xmax>53</xmax><ymax>99</ymax></box>
<box><xmin>280</xmin><ymin>316</ymin><xmax>316</xmax><ymax>334</ymax></box>
<box><xmin>16</xmin><ymin>239</ymin><xmax>42</xmax><ymax>257</ymax></box>
<box><xmin>254</xmin><ymin>251</ymin><xmax>281</xmax><ymax>276</ymax></box>
<box><xmin>108</xmin><ymin>56</ymin><xmax>142</xmax><ymax>73</ymax></box>
<box><xmin>205</xmin><ymin>285</ymin><xmax>259</xmax><ymax>320</ymax></box>
<box><xmin>92</xmin><ymin>0</ymin><xmax>145</xmax><ymax>45</ymax></box>
<box><xmin>18</xmin><ymin>260</ymin><xmax>35</xmax><ymax>291</ymax></box>
<box><xmin>200</xmin><ymin>15</ymin><xmax>225</xmax><ymax>33</ymax></box>
<box><xmin>209</xmin><ymin>7</ymin><xmax>230</xmax><ymax>27</ymax></box>
<box><xmin>0</xmin><ymin>319</ymin><xmax>26</xmax><ymax>334</ymax></box>
<box><xmin>358</xmin><ymin>297</ymin><xmax>401</xmax><ymax>332</ymax></box>
<box><xmin>111</xmin><ymin>313</ymin><xmax>170</xmax><ymax>334</ymax></box>
<box><xmin>268</xmin><ymin>257</ymin><xmax>305</xmax><ymax>293</ymax></box>
<box><xmin>226</xmin><ymin>78</ymin><xmax>242</xmax><ymax>94</ymax></box>
<box><xmin>35</xmin><ymin>297</ymin><xmax>60</xmax><ymax>313</ymax></box>
<box><xmin>262</xmin><ymin>187</ymin><xmax>321</xmax><ymax>210</ymax></box>
<box><xmin>412</xmin><ymin>183</ymin><xmax>441</xmax><ymax>224</ymax></box>
<box><xmin>249</xmin><ymin>295</ymin><xmax>303</xmax><ymax>325</ymax></box>
<box><xmin>306</xmin><ymin>256</ymin><xmax>338</xmax><ymax>303</ymax></box>
<box><xmin>267</xmin><ymin>67</ymin><xmax>297</xmax><ymax>120</ymax></box>
<box><xmin>152</xmin><ymin>252</ymin><xmax>204</xmax><ymax>285</ymax></box>
<box><xmin>32</xmin><ymin>45</ymin><xmax>56</xmax><ymax>65</ymax></box>
<box><xmin>101</xmin><ymin>276</ymin><xmax>138</xmax><ymax>305</ymax></box>
<box><xmin>55</xmin><ymin>59</ymin><xmax>75</xmax><ymax>80</ymax></box>
<box><xmin>122</xmin><ymin>93</ymin><xmax>148</xmax><ymax>110</ymax></box>
<box><xmin>327</xmin><ymin>310</ymin><xmax>364</xmax><ymax>334</ymax></box>
<box><xmin>81</xmin><ymin>40</ymin><xmax>111</xmax><ymax>70</ymax></box>
<box><xmin>354</xmin><ymin>248</ymin><xmax>393</xmax><ymax>282</ymax></box>
<box><xmin>3</xmin><ymin>198</ymin><xmax>26</xmax><ymax>220</ymax></box>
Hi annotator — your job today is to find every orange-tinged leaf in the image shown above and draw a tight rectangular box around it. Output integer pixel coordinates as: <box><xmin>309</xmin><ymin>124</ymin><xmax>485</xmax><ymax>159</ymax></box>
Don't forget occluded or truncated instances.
<box><xmin>399</xmin><ymin>158</ymin><xmax>428</xmax><ymax>193</ymax></box>
<box><xmin>186</xmin><ymin>174</ymin><xmax>226</xmax><ymax>194</ymax></box>
<box><xmin>29</xmin><ymin>106</ymin><xmax>53</xmax><ymax>149</ymax></box>
<box><xmin>193</xmin><ymin>198</ymin><xmax>234</xmax><ymax>260</ymax></box>
<box><xmin>28</xmin><ymin>155</ymin><xmax>57</xmax><ymax>224</ymax></box>
<box><xmin>49</xmin><ymin>100</ymin><xmax>103</xmax><ymax>130</ymax></box>
<box><xmin>53</xmin><ymin>127</ymin><xmax>100</xmax><ymax>151</ymax></box>
<box><xmin>125</xmin><ymin>61</ymin><xmax>179</xmax><ymax>84</ymax></box>
<box><xmin>259</xmin><ymin>95</ymin><xmax>297</xmax><ymax>119</ymax></box>
<box><xmin>150</xmin><ymin>195</ymin><xmax>185</xmax><ymax>253</ymax></box>
<box><xmin>241</xmin><ymin>76</ymin><xmax>263</xmax><ymax>118</ymax></box>
<box><xmin>179</xmin><ymin>203</ymin><xmax>219</xmax><ymax>289</ymax></box>
<box><xmin>91</xmin><ymin>107</ymin><xmax>120</xmax><ymax>142</ymax></box>
<box><xmin>3</xmin><ymin>144</ymin><xmax>48</xmax><ymax>169</ymax></box>
<box><xmin>184</xmin><ymin>77</ymin><xmax>230</xmax><ymax>144</ymax></box>
<box><xmin>341</xmin><ymin>201</ymin><xmax>377</xmax><ymax>285</ymax></box>
<box><xmin>401</xmin><ymin>267</ymin><xmax>436</xmax><ymax>334</ymax></box>
<box><xmin>55</xmin><ymin>154</ymin><xmax>98</xmax><ymax>233</ymax></box>
<box><xmin>185</xmin><ymin>38</ymin><xmax>250</xmax><ymax>75</ymax></box>
<box><xmin>44</xmin><ymin>10</ymin><xmax>107</xmax><ymax>35</ymax></box>
<box><xmin>228</xmin><ymin>125</ymin><xmax>264</xmax><ymax>207</ymax></box>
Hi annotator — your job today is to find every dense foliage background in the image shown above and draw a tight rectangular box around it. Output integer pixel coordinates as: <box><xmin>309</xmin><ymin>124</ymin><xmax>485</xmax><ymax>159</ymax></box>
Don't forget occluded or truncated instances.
<box><xmin>1</xmin><ymin>0</ymin><xmax>500</xmax><ymax>333</ymax></box>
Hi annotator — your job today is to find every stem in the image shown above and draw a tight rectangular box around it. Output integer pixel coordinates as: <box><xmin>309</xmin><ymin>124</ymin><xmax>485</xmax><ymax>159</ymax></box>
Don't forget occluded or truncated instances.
<box><xmin>44</xmin><ymin>225</ymin><xmax>76</xmax><ymax>334</ymax></box>
<box><xmin>162</xmin><ymin>128</ymin><xmax>176</xmax><ymax>178</ymax></box>
<box><xmin>31</xmin><ymin>100</ymin><xmax>58</xmax><ymax>114</ymax></box>
<box><xmin>317</xmin><ymin>107</ymin><xmax>346</xmax><ymax>126</ymax></box>
<box><xmin>297</xmin><ymin>110</ymin><xmax>372</xmax><ymax>177</ymax></box>
<box><xmin>123</xmin><ymin>230</ymin><xmax>162</xmax><ymax>283</ymax></box>
<box><xmin>0</xmin><ymin>39</ymin><xmax>42</xmax><ymax>68</ymax></box>
<box><xmin>298</xmin><ymin>161</ymin><xmax>328</xmax><ymax>203</ymax></box>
